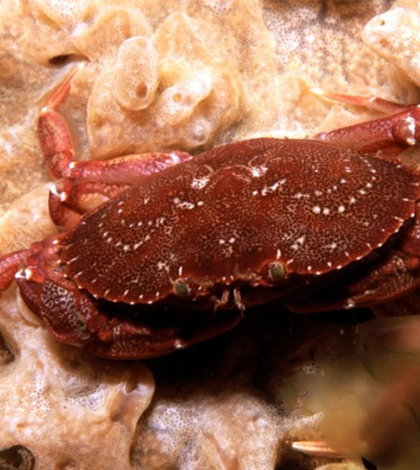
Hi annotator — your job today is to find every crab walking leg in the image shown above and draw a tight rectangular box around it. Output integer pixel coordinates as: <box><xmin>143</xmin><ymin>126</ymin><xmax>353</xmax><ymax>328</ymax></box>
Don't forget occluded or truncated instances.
<box><xmin>342</xmin><ymin>202</ymin><xmax>420</xmax><ymax>309</ymax></box>
<box><xmin>37</xmin><ymin>65</ymin><xmax>81</xmax><ymax>179</ymax></box>
<box><xmin>311</xmin><ymin>88</ymin><xmax>420</xmax><ymax>156</ymax></box>
<box><xmin>291</xmin><ymin>441</ymin><xmax>343</xmax><ymax>458</ymax></box>
<box><xmin>0</xmin><ymin>250</ymin><xmax>28</xmax><ymax>291</ymax></box>
<box><xmin>54</xmin><ymin>151</ymin><xmax>192</xmax><ymax>214</ymax></box>
<box><xmin>370</xmin><ymin>289</ymin><xmax>420</xmax><ymax>318</ymax></box>
<box><xmin>49</xmin><ymin>150</ymin><xmax>193</xmax><ymax>228</ymax></box>
<box><xmin>310</xmin><ymin>88</ymin><xmax>410</xmax><ymax>114</ymax></box>
<box><xmin>48</xmin><ymin>180</ymin><xmax>134</xmax><ymax>228</ymax></box>
<box><xmin>64</xmin><ymin>150</ymin><xmax>192</xmax><ymax>184</ymax></box>
<box><xmin>285</xmin><ymin>202</ymin><xmax>420</xmax><ymax>314</ymax></box>
<box><xmin>38</xmin><ymin>64</ymin><xmax>193</xmax><ymax>226</ymax></box>
<box><xmin>38</xmin><ymin>71</ymin><xmax>191</xmax><ymax>182</ymax></box>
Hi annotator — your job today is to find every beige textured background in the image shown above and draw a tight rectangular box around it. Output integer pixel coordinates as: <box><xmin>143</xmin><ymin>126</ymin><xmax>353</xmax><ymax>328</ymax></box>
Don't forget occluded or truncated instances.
<box><xmin>1</xmin><ymin>1</ymin><xmax>420</xmax><ymax>469</ymax></box>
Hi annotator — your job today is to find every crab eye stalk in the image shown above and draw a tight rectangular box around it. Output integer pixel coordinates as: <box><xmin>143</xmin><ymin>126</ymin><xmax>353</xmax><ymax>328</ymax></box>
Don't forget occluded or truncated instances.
<box><xmin>173</xmin><ymin>278</ymin><xmax>192</xmax><ymax>297</ymax></box>
<box><xmin>267</xmin><ymin>261</ymin><xmax>286</xmax><ymax>282</ymax></box>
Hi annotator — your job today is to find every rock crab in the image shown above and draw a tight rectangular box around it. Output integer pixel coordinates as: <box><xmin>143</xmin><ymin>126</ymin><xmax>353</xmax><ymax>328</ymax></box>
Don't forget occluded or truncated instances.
<box><xmin>1</xmin><ymin>65</ymin><xmax>420</xmax><ymax>360</ymax></box>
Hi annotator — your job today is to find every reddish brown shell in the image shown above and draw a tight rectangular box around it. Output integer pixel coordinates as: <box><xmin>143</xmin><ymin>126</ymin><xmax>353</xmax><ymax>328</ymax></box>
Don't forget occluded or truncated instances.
<box><xmin>62</xmin><ymin>138</ymin><xmax>420</xmax><ymax>304</ymax></box>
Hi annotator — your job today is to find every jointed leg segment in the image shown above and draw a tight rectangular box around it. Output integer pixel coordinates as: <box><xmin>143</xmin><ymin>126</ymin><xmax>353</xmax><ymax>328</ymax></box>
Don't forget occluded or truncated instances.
<box><xmin>312</xmin><ymin>88</ymin><xmax>420</xmax><ymax>156</ymax></box>
<box><xmin>37</xmin><ymin>65</ymin><xmax>193</xmax><ymax>227</ymax></box>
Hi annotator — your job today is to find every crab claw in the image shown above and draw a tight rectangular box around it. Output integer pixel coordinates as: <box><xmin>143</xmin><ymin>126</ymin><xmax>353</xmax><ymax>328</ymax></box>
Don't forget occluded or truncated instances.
<box><xmin>33</xmin><ymin>271</ymin><xmax>109</xmax><ymax>345</ymax></box>
<box><xmin>16</xmin><ymin>268</ymin><xmax>242</xmax><ymax>360</ymax></box>
<box><xmin>83</xmin><ymin>308</ymin><xmax>242</xmax><ymax>360</ymax></box>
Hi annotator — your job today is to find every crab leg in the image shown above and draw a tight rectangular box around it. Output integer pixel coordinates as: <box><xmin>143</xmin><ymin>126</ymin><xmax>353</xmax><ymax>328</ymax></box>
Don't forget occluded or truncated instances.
<box><xmin>38</xmin><ymin>64</ymin><xmax>192</xmax><ymax>226</ymax></box>
<box><xmin>0</xmin><ymin>250</ymin><xmax>28</xmax><ymax>291</ymax></box>
<box><xmin>49</xmin><ymin>150</ymin><xmax>192</xmax><ymax>228</ymax></box>
<box><xmin>47</xmin><ymin>180</ymin><xmax>132</xmax><ymax>229</ymax></box>
<box><xmin>286</xmin><ymin>202</ymin><xmax>420</xmax><ymax>314</ymax></box>
<box><xmin>38</xmin><ymin>65</ymin><xmax>81</xmax><ymax>179</ymax></box>
<box><xmin>291</xmin><ymin>440</ymin><xmax>343</xmax><ymax>458</ymax></box>
<box><xmin>64</xmin><ymin>151</ymin><xmax>191</xmax><ymax>184</ymax></box>
<box><xmin>285</xmin><ymin>250</ymin><xmax>420</xmax><ymax>314</ymax></box>
<box><xmin>39</xmin><ymin>64</ymin><xmax>191</xmax><ymax>180</ymax></box>
<box><xmin>312</xmin><ymin>88</ymin><xmax>420</xmax><ymax>156</ymax></box>
<box><xmin>311</xmin><ymin>88</ymin><xmax>409</xmax><ymax>114</ymax></box>
<box><xmin>340</xmin><ymin>201</ymin><xmax>420</xmax><ymax>310</ymax></box>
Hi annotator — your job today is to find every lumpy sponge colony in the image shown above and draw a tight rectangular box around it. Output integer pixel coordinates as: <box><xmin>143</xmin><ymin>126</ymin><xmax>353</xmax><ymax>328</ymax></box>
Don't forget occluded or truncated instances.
<box><xmin>2</xmin><ymin>0</ymin><xmax>420</xmax><ymax>469</ymax></box>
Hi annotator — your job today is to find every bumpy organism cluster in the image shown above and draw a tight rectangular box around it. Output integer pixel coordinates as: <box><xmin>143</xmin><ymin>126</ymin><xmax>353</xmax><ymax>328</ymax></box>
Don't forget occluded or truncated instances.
<box><xmin>363</xmin><ymin>0</ymin><xmax>420</xmax><ymax>88</ymax></box>
<box><xmin>88</xmin><ymin>12</ymin><xmax>243</xmax><ymax>157</ymax></box>
<box><xmin>0</xmin><ymin>1</ymin><xmax>417</xmax><ymax>469</ymax></box>
<box><xmin>133</xmin><ymin>391</ymin><xmax>283</xmax><ymax>470</ymax></box>
<box><xmin>0</xmin><ymin>285</ymin><xmax>155</xmax><ymax>469</ymax></box>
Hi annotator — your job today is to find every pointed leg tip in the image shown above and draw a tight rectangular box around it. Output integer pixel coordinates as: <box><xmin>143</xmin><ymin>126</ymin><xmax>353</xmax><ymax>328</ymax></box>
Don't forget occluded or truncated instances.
<box><xmin>291</xmin><ymin>440</ymin><xmax>343</xmax><ymax>458</ymax></box>
<box><xmin>309</xmin><ymin>87</ymin><xmax>326</xmax><ymax>97</ymax></box>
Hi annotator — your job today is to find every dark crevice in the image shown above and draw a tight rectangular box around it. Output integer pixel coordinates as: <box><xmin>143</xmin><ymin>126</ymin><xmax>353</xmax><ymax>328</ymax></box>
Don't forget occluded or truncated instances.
<box><xmin>362</xmin><ymin>457</ymin><xmax>378</xmax><ymax>470</ymax></box>
<box><xmin>49</xmin><ymin>54</ymin><xmax>73</xmax><ymax>65</ymax></box>
<box><xmin>0</xmin><ymin>330</ymin><xmax>14</xmax><ymax>365</ymax></box>
<box><xmin>48</xmin><ymin>54</ymin><xmax>89</xmax><ymax>66</ymax></box>
<box><xmin>0</xmin><ymin>445</ymin><xmax>35</xmax><ymax>470</ymax></box>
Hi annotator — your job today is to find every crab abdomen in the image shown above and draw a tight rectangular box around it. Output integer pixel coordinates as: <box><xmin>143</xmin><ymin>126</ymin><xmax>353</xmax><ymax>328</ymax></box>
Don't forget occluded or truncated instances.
<box><xmin>62</xmin><ymin>138</ymin><xmax>420</xmax><ymax>304</ymax></box>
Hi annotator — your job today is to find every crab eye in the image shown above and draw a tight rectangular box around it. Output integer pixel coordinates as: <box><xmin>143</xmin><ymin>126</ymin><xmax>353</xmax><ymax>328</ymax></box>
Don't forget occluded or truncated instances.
<box><xmin>268</xmin><ymin>261</ymin><xmax>285</xmax><ymax>282</ymax></box>
<box><xmin>173</xmin><ymin>278</ymin><xmax>192</xmax><ymax>297</ymax></box>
